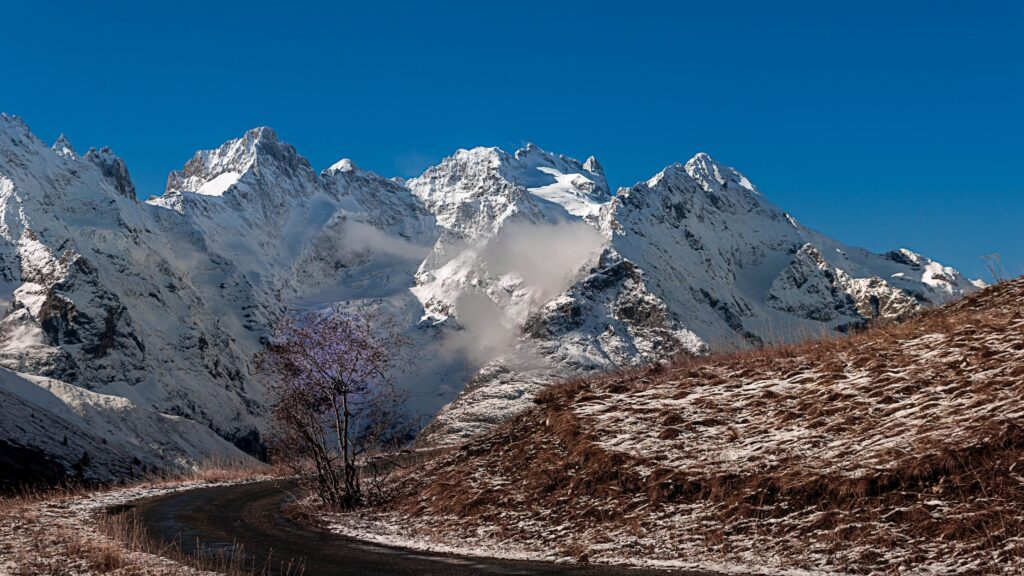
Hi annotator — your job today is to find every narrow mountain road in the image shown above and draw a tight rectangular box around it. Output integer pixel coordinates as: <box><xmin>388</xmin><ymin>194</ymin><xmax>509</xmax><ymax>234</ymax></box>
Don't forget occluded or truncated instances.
<box><xmin>129</xmin><ymin>479</ymin><xmax>719</xmax><ymax>576</ymax></box>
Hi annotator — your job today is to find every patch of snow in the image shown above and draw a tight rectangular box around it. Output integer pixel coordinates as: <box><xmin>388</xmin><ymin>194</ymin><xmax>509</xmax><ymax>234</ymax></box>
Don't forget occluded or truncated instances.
<box><xmin>193</xmin><ymin>170</ymin><xmax>241</xmax><ymax>196</ymax></box>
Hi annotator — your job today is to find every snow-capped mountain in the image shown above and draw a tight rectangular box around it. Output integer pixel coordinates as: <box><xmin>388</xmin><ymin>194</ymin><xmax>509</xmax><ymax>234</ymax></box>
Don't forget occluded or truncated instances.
<box><xmin>0</xmin><ymin>113</ymin><xmax>978</xmax><ymax>478</ymax></box>
<box><xmin>0</xmin><ymin>116</ymin><xmax>444</xmax><ymax>481</ymax></box>
<box><xmin>0</xmin><ymin>115</ymin><xmax>276</xmax><ymax>482</ymax></box>
<box><xmin>415</xmin><ymin>150</ymin><xmax>978</xmax><ymax>442</ymax></box>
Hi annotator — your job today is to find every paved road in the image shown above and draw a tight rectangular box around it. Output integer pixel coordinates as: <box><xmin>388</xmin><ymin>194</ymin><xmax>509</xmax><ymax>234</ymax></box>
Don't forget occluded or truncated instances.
<box><xmin>128</xmin><ymin>479</ymin><xmax>718</xmax><ymax>576</ymax></box>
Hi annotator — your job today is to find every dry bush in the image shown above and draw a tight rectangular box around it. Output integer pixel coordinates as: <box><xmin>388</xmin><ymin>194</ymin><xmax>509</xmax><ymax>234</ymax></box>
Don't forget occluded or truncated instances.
<box><xmin>144</xmin><ymin>457</ymin><xmax>273</xmax><ymax>485</ymax></box>
<box><xmin>259</xmin><ymin>309</ymin><xmax>411</xmax><ymax>510</ymax></box>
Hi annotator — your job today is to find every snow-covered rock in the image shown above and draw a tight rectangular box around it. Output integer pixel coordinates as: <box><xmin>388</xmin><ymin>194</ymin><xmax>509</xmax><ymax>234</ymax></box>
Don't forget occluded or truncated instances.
<box><xmin>84</xmin><ymin>146</ymin><xmax>136</xmax><ymax>200</ymax></box>
<box><xmin>51</xmin><ymin>134</ymin><xmax>77</xmax><ymax>160</ymax></box>
<box><xmin>0</xmin><ymin>114</ymin><xmax>269</xmax><ymax>467</ymax></box>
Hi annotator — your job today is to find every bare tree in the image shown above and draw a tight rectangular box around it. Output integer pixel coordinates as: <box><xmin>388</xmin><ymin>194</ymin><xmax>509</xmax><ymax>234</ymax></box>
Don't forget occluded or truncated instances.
<box><xmin>258</xmin><ymin>308</ymin><xmax>409</xmax><ymax>509</ymax></box>
<box><xmin>981</xmin><ymin>253</ymin><xmax>1005</xmax><ymax>284</ymax></box>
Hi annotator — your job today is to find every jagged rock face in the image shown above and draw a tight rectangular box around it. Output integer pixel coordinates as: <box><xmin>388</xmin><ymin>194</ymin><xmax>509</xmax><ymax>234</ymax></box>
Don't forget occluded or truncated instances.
<box><xmin>320</xmin><ymin>159</ymin><xmax>438</xmax><ymax>247</ymax></box>
<box><xmin>85</xmin><ymin>147</ymin><xmax>136</xmax><ymax>200</ymax></box>
<box><xmin>152</xmin><ymin>127</ymin><xmax>323</xmax><ymax>271</ymax></box>
<box><xmin>161</xmin><ymin>127</ymin><xmax>316</xmax><ymax>212</ymax></box>
<box><xmin>423</xmin><ymin>248</ymin><xmax>712</xmax><ymax>444</ymax></box>
<box><xmin>409</xmin><ymin>147</ymin><xmax>538</xmax><ymax>239</ymax></box>
<box><xmin>0</xmin><ymin>115</ymin><xmax>455</xmax><ymax>477</ymax></box>
<box><xmin>501</xmin><ymin>143</ymin><xmax>611</xmax><ymax>213</ymax></box>
<box><xmin>408</xmin><ymin>143</ymin><xmax>609</xmax><ymax>236</ymax></box>
<box><xmin>840</xmin><ymin>271</ymin><xmax>920</xmax><ymax>321</ymax></box>
<box><xmin>0</xmin><ymin>113</ymin><xmax>980</xmax><ymax>471</ymax></box>
<box><xmin>0</xmin><ymin>114</ymin><xmax>269</xmax><ymax>475</ymax></box>
<box><xmin>526</xmin><ymin>249</ymin><xmax>706</xmax><ymax>368</ymax></box>
<box><xmin>601</xmin><ymin>155</ymin><xmax>802</xmax><ymax>345</ymax></box>
<box><xmin>36</xmin><ymin>254</ymin><xmax>147</xmax><ymax>382</ymax></box>
<box><xmin>766</xmin><ymin>244</ymin><xmax>863</xmax><ymax>326</ymax></box>
<box><xmin>599</xmin><ymin>153</ymin><xmax>976</xmax><ymax>344</ymax></box>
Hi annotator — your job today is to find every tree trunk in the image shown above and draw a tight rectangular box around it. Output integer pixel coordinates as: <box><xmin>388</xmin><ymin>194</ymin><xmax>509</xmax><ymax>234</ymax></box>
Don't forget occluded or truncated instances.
<box><xmin>341</xmin><ymin>390</ymin><xmax>359</xmax><ymax>507</ymax></box>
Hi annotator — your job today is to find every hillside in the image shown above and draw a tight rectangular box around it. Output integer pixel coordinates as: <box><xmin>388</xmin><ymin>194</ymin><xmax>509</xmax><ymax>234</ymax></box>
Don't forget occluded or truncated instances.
<box><xmin>331</xmin><ymin>278</ymin><xmax>1024</xmax><ymax>574</ymax></box>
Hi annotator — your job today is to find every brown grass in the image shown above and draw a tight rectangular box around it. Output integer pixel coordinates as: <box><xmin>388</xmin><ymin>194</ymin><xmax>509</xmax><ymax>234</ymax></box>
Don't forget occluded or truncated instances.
<box><xmin>0</xmin><ymin>458</ymin><xmax>298</xmax><ymax>575</ymax></box>
<box><xmin>371</xmin><ymin>277</ymin><xmax>1024</xmax><ymax>573</ymax></box>
<box><xmin>146</xmin><ymin>457</ymin><xmax>276</xmax><ymax>485</ymax></box>
<box><xmin>7</xmin><ymin>506</ymin><xmax>304</xmax><ymax>575</ymax></box>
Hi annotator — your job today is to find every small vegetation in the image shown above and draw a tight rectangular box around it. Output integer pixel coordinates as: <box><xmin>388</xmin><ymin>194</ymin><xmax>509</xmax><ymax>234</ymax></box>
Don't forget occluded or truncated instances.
<box><xmin>258</xmin><ymin>308</ymin><xmax>413</xmax><ymax>510</ymax></box>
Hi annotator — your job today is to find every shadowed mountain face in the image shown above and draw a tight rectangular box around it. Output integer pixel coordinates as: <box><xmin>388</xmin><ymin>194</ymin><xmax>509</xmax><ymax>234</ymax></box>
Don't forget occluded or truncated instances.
<box><xmin>0</xmin><ymin>113</ymin><xmax>978</xmax><ymax>478</ymax></box>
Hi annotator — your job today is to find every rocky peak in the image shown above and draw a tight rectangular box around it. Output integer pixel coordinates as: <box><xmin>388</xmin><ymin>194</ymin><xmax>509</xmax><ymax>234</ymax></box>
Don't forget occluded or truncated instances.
<box><xmin>642</xmin><ymin>162</ymin><xmax>689</xmax><ymax>189</ymax></box>
<box><xmin>84</xmin><ymin>147</ymin><xmax>136</xmax><ymax>200</ymax></box>
<box><xmin>616</xmin><ymin>154</ymin><xmax>769</xmax><ymax>225</ymax></box>
<box><xmin>158</xmin><ymin>126</ymin><xmax>316</xmax><ymax>209</ymax></box>
<box><xmin>684</xmin><ymin>152</ymin><xmax>759</xmax><ymax>196</ymax></box>
<box><xmin>51</xmin><ymin>134</ymin><xmax>77</xmax><ymax>159</ymax></box>
<box><xmin>514</xmin><ymin>141</ymin><xmax>541</xmax><ymax>156</ymax></box>
<box><xmin>507</xmin><ymin>143</ymin><xmax>611</xmax><ymax>199</ymax></box>
<box><xmin>322</xmin><ymin>156</ymin><xmax>411</xmax><ymax>202</ymax></box>
<box><xmin>445</xmin><ymin>146</ymin><xmax>509</xmax><ymax>177</ymax></box>
<box><xmin>325</xmin><ymin>158</ymin><xmax>358</xmax><ymax>173</ymax></box>
<box><xmin>0</xmin><ymin>113</ymin><xmax>31</xmax><ymax>137</ymax></box>
<box><xmin>412</xmin><ymin>143</ymin><xmax>612</xmax><ymax>207</ymax></box>
<box><xmin>0</xmin><ymin>114</ymin><xmax>42</xmax><ymax>157</ymax></box>
<box><xmin>320</xmin><ymin>160</ymin><xmax>438</xmax><ymax>247</ymax></box>
<box><xmin>408</xmin><ymin>146</ymin><xmax>527</xmax><ymax>231</ymax></box>
<box><xmin>885</xmin><ymin>248</ymin><xmax>923</xmax><ymax>269</ymax></box>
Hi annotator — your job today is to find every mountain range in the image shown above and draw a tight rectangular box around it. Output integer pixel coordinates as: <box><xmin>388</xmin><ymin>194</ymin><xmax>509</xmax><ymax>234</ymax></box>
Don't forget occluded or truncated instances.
<box><xmin>0</xmin><ymin>113</ymin><xmax>979</xmax><ymax>482</ymax></box>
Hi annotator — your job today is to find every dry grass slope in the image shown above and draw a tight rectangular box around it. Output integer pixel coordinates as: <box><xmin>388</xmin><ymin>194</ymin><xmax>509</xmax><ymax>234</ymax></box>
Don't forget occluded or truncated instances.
<box><xmin>0</xmin><ymin>460</ymin><xmax>298</xmax><ymax>576</ymax></box>
<box><xmin>373</xmin><ymin>278</ymin><xmax>1024</xmax><ymax>574</ymax></box>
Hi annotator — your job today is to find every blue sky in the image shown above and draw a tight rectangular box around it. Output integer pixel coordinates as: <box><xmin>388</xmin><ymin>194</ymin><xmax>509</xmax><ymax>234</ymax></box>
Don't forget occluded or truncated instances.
<box><xmin>3</xmin><ymin>1</ymin><xmax>1021</xmax><ymax>279</ymax></box>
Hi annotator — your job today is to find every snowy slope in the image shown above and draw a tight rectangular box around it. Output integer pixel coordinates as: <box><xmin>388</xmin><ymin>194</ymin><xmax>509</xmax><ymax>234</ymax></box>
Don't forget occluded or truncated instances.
<box><xmin>0</xmin><ymin>115</ymin><xmax>271</xmax><ymax>461</ymax></box>
<box><xmin>0</xmin><ymin>113</ymin><xmax>979</xmax><ymax>474</ymax></box>
<box><xmin>408</xmin><ymin>144</ymin><xmax>612</xmax><ymax>329</ymax></box>
<box><xmin>0</xmin><ymin>368</ymin><xmax>245</xmax><ymax>486</ymax></box>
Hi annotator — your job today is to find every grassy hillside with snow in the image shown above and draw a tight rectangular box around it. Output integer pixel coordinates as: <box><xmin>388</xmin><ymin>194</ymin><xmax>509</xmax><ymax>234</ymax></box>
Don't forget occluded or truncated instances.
<box><xmin>332</xmin><ymin>277</ymin><xmax>1024</xmax><ymax>574</ymax></box>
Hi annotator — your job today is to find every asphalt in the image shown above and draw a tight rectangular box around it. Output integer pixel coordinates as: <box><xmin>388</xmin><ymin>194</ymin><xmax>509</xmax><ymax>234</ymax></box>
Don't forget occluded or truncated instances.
<box><xmin>128</xmin><ymin>479</ymin><xmax>719</xmax><ymax>576</ymax></box>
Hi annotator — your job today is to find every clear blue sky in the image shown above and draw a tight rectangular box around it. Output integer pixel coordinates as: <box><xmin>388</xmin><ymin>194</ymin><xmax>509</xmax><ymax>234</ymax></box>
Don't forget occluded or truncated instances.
<box><xmin>4</xmin><ymin>1</ymin><xmax>1021</xmax><ymax>279</ymax></box>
